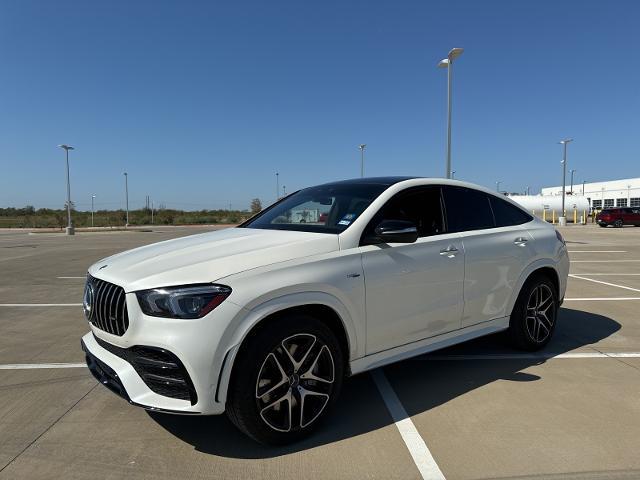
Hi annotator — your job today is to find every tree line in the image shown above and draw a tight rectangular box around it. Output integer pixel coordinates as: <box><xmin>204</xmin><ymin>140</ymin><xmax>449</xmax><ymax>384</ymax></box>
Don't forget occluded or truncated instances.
<box><xmin>0</xmin><ymin>199</ymin><xmax>264</xmax><ymax>229</ymax></box>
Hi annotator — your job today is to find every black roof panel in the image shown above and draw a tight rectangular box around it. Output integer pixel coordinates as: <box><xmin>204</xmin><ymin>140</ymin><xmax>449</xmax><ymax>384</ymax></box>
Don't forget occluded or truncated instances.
<box><xmin>319</xmin><ymin>176</ymin><xmax>421</xmax><ymax>187</ymax></box>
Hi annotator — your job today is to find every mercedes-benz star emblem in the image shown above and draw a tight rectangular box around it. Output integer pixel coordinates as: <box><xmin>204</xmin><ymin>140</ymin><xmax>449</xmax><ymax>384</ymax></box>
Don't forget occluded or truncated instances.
<box><xmin>83</xmin><ymin>282</ymin><xmax>95</xmax><ymax>321</ymax></box>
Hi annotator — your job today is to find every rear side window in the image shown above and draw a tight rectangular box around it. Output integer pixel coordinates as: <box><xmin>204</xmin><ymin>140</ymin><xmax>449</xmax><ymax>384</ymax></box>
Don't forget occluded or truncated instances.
<box><xmin>443</xmin><ymin>186</ymin><xmax>494</xmax><ymax>232</ymax></box>
<box><xmin>489</xmin><ymin>195</ymin><xmax>533</xmax><ymax>227</ymax></box>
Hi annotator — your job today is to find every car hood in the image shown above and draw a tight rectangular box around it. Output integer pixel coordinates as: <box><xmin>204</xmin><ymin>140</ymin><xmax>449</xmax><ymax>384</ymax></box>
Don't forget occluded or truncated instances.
<box><xmin>88</xmin><ymin>227</ymin><xmax>340</xmax><ymax>292</ymax></box>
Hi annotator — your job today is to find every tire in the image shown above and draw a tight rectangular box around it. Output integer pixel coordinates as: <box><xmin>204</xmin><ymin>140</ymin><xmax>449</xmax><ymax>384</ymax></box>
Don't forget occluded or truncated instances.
<box><xmin>598</xmin><ymin>223</ymin><xmax>607</xmax><ymax>228</ymax></box>
<box><xmin>614</xmin><ymin>219</ymin><xmax>624</xmax><ymax>228</ymax></box>
<box><xmin>226</xmin><ymin>313</ymin><xmax>344</xmax><ymax>445</ymax></box>
<box><xmin>508</xmin><ymin>274</ymin><xmax>558</xmax><ymax>351</ymax></box>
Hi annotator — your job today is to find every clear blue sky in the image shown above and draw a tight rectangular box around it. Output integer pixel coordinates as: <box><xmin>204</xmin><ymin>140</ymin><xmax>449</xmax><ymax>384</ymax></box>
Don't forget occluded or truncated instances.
<box><xmin>1</xmin><ymin>0</ymin><xmax>638</xmax><ymax>211</ymax></box>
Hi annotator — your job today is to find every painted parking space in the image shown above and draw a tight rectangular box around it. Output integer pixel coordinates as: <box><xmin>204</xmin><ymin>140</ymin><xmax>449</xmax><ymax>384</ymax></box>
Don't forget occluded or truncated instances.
<box><xmin>0</xmin><ymin>372</ymin><xmax>423</xmax><ymax>480</ymax></box>
<box><xmin>1</xmin><ymin>225</ymin><xmax>640</xmax><ymax>479</ymax></box>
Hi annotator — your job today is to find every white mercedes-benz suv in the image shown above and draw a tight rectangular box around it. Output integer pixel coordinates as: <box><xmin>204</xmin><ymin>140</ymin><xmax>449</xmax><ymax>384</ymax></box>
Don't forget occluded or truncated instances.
<box><xmin>81</xmin><ymin>177</ymin><xmax>569</xmax><ymax>444</ymax></box>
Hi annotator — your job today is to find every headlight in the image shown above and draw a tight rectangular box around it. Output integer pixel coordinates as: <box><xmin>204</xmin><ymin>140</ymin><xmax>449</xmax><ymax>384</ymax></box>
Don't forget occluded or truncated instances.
<box><xmin>136</xmin><ymin>284</ymin><xmax>231</xmax><ymax>319</ymax></box>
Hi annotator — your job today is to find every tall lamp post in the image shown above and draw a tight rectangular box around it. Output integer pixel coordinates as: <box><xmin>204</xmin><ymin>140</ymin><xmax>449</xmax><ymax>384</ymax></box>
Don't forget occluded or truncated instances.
<box><xmin>276</xmin><ymin>172</ymin><xmax>280</xmax><ymax>200</ymax></box>
<box><xmin>358</xmin><ymin>144</ymin><xmax>366</xmax><ymax>178</ymax></box>
<box><xmin>569</xmin><ymin>169</ymin><xmax>576</xmax><ymax>195</ymax></box>
<box><xmin>283</xmin><ymin>185</ymin><xmax>286</xmax><ymax>197</ymax></box>
<box><xmin>496</xmin><ymin>180</ymin><xmax>502</xmax><ymax>193</ymax></box>
<box><xmin>91</xmin><ymin>194</ymin><xmax>96</xmax><ymax>228</ymax></box>
<box><xmin>438</xmin><ymin>47</ymin><xmax>464</xmax><ymax>179</ymax></box>
<box><xmin>451</xmin><ymin>170</ymin><xmax>456</xmax><ymax>179</ymax></box>
<box><xmin>58</xmin><ymin>144</ymin><xmax>75</xmax><ymax>235</ymax></box>
<box><xmin>558</xmin><ymin>139</ymin><xmax>573</xmax><ymax>226</ymax></box>
<box><xmin>582</xmin><ymin>180</ymin><xmax>586</xmax><ymax>196</ymax></box>
<box><xmin>124</xmin><ymin>172</ymin><xmax>129</xmax><ymax>227</ymax></box>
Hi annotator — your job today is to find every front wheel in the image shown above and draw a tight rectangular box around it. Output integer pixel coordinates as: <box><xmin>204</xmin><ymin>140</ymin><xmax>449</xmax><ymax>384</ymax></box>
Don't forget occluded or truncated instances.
<box><xmin>226</xmin><ymin>314</ymin><xmax>344</xmax><ymax>445</ymax></box>
<box><xmin>508</xmin><ymin>274</ymin><xmax>558</xmax><ymax>351</ymax></box>
<box><xmin>598</xmin><ymin>223</ymin><xmax>608</xmax><ymax>228</ymax></box>
<box><xmin>614</xmin><ymin>219</ymin><xmax>624</xmax><ymax>228</ymax></box>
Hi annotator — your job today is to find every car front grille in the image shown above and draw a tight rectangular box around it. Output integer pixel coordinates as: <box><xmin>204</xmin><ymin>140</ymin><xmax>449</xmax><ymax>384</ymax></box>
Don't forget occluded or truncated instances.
<box><xmin>86</xmin><ymin>275</ymin><xmax>130</xmax><ymax>336</ymax></box>
<box><xmin>94</xmin><ymin>335</ymin><xmax>198</xmax><ymax>404</ymax></box>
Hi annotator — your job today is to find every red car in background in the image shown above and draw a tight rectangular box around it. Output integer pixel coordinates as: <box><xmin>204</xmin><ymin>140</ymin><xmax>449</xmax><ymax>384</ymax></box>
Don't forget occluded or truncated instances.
<box><xmin>596</xmin><ymin>207</ymin><xmax>640</xmax><ymax>227</ymax></box>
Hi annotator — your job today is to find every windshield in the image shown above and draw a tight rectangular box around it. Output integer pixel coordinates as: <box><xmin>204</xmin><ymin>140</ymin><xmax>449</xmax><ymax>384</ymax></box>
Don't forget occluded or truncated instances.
<box><xmin>241</xmin><ymin>183</ymin><xmax>389</xmax><ymax>234</ymax></box>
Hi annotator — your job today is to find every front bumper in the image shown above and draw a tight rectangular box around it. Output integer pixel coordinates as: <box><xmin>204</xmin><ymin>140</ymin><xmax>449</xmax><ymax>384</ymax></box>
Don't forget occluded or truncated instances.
<box><xmin>82</xmin><ymin>338</ymin><xmax>200</xmax><ymax>415</ymax></box>
<box><xmin>80</xmin><ymin>286</ymin><xmax>245</xmax><ymax>415</ymax></box>
<box><xmin>82</xmin><ymin>331</ymin><xmax>227</xmax><ymax>415</ymax></box>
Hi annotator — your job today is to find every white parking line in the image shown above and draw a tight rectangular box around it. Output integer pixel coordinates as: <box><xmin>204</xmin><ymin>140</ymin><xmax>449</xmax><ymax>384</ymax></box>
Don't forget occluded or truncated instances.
<box><xmin>567</xmin><ymin>250</ymin><xmax>626</xmax><ymax>253</ymax></box>
<box><xmin>0</xmin><ymin>303</ymin><xmax>82</xmax><ymax>307</ymax></box>
<box><xmin>564</xmin><ymin>297</ymin><xmax>640</xmax><ymax>301</ymax></box>
<box><xmin>0</xmin><ymin>363</ymin><xmax>86</xmax><ymax>370</ymax></box>
<box><xmin>57</xmin><ymin>276</ymin><xmax>85</xmax><ymax>279</ymax></box>
<box><xmin>569</xmin><ymin>274</ymin><xmax>640</xmax><ymax>293</ymax></box>
<box><xmin>371</xmin><ymin>369</ymin><xmax>446</xmax><ymax>480</ymax></box>
<box><xmin>571</xmin><ymin>260</ymin><xmax>640</xmax><ymax>263</ymax></box>
<box><xmin>413</xmin><ymin>352</ymin><xmax>640</xmax><ymax>361</ymax></box>
<box><xmin>570</xmin><ymin>273</ymin><xmax>640</xmax><ymax>276</ymax></box>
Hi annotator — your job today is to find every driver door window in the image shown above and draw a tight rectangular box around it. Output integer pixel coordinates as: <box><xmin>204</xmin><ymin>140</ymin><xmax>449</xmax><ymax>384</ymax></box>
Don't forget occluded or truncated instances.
<box><xmin>362</xmin><ymin>186</ymin><xmax>445</xmax><ymax>244</ymax></box>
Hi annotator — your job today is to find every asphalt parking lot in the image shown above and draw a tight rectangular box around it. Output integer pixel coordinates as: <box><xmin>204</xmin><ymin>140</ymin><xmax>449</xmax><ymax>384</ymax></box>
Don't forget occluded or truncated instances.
<box><xmin>2</xmin><ymin>224</ymin><xmax>640</xmax><ymax>480</ymax></box>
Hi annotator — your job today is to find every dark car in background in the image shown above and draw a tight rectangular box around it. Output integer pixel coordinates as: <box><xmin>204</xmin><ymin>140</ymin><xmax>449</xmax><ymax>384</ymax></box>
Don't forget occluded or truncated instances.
<box><xmin>596</xmin><ymin>207</ymin><xmax>640</xmax><ymax>227</ymax></box>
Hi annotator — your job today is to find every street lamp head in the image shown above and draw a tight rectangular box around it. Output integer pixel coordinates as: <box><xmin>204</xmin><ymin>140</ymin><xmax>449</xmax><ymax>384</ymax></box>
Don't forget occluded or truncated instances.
<box><xmin>559</xmin><ymin>138</ymin><xmax>573</xmax><ymax>145</ymax></box>
<box><xmin>359</xmin><ymin>144</ymin><xmax>366</xmax><ymax>150</ymax></box>
<box><xmin>58</xmin><ymin>144</ymin><xmax>74</xmax><ymax>151</ymax></box>
<box><xmin>437</xmin><ymin>58</ymin><xmax>450</xmax><ymax>68</ymax></box>
<box><xmin>448</xmin><ymin>47</ymin><xmax>464</xmax><ymax>60</ymax></box>
<box><xmin>124</xmin><ymin>172</ymin><xmax>127</xmax><ymax>176</ymax></box>
<box><xmin>92</xmin><ymin>195</ymin><xmax>96</xmax><ymax>198</ymax></box>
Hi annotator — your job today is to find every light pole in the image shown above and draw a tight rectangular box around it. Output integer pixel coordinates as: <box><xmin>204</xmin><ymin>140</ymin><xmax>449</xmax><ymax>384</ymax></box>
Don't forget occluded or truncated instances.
<box><xmin>496</xmin><ymin>180</ymin><xmax>502</xmax><ymax>193</ymax></box>
<box><xmin>91</xmin><ymin>195</ymin><xmax>96</xmax><ymax>228</ymax></box>
<box><xmin>124</xmin><ymin>172</ymin><xmax>129</xmax><ymax>227</ymax></box>
<box><xmin>358</xmin><ymin>144</ymin><xmax>366</xmax><ymax>178</ymax></box>
<box><xmin>582</xmin><ymin>180</ymin><xmax>586</xmax><ymax>196</ymax></box>
<box><xmin>569</xmin><ymin>169</ymin><xmax>576</xmax><ymax>195</ymax></box>
<box><xmin>276</xmin><ymin>172</ymin><xmax>280</xmax><ymax>200</ymax></box>
<box><xmin>58</xmin><ymin>144</ymin><xmax>75</xmax><ymax>235</ymax></box>
<box><xmin>558</xmin><ymin>139</ymin><xmax>573</xmax><ymax>226</ymax></box>
<box><xmin>526</xmin><ymin>186</ymin><xmax>531</xmax><ymax>195</ymax></box>
<box><xmin>451</xmin><ymin>170</ymin><xmax>456</xmax><ymax>179</ymax></box>
<box><xmin>283</xmin><ymin>185</ymin><xmax>286</xmax><ymax>197</ymax></box>
<box><xmin>438</xmin><ymin>47</ymin><xmax>464</xmax><ymax>179</ymax></box>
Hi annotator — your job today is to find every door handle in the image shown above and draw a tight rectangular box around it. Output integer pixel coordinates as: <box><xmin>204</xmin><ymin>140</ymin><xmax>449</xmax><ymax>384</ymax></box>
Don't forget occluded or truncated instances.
<box><xmin>514</xmin><ymin>237</ymin><xmax>528</xmax><ymax>247</ymax></box>
<box><xmin>439</xmin><ymin>245</ymin><xmax>459</xmax><ymax>257</ymax></box>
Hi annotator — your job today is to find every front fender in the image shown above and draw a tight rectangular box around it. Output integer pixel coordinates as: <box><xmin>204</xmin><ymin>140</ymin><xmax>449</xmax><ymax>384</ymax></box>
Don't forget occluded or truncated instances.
<box><xmin>215</xmin><ymin>291</ymin><xmax>360</xmax><ymax>406</ymax></box>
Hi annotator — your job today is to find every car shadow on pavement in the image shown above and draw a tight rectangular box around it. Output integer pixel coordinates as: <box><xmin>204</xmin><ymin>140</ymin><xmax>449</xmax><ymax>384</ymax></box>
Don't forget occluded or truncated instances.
<box><xmin>149</xmin><ymin>307</ymin><xmax>620</xmax><ymax>458</ymax></box>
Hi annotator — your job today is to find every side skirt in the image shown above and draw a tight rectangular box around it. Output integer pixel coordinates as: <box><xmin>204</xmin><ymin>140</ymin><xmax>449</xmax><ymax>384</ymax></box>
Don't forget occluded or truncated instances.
<box><xmin>350</xmin><ymin>316</ymin><xmax>510</xmax><ymax>375</ymax></box>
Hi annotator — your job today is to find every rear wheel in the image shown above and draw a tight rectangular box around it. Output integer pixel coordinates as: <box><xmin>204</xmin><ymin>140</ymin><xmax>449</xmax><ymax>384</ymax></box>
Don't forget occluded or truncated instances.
<box><xmin>598</xmin><ymin>223</ymin><xmax>607</xmax><ymax>228</ymax></box>
<box><xmin>226</xmin><ymin>314</ymin><xmax>344</xmax><ymax>445</ymax></box>
<box><xmin>614</xmin><ymin>219</ymin><xmax>624</xmax><ymax>228</ymax></box>
<box><xmin>508</xmin><ymin>274</ymin><xmax>558</xmax><ymax>351</ymax></box>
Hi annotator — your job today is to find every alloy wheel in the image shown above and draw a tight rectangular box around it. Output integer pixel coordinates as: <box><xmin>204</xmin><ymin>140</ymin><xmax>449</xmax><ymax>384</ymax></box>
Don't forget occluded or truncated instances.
<box><xmin>255</xmin><ymin>333</ymin><xmax>335</xmax><ymax>432</ymax></box>
<box><xmin>525</xmin><ymin>284</ymin><xmax>556</xmax><ymax>343</ymax></box>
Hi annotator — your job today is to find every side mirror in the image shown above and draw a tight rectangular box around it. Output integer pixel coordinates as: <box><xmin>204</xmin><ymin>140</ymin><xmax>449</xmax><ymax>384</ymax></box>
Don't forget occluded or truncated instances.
<box><xmin>374</xmin><ymin>220</ymin><xmax>418</xmax><ymax>243</ymax></box>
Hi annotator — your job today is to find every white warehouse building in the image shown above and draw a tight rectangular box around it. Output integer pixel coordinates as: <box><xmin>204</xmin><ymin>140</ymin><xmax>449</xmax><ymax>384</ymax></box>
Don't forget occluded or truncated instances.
<box><xmin>541</xmin><ymin>177</ymin><xmax>640</xmax><ymax>210</ymax></box>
